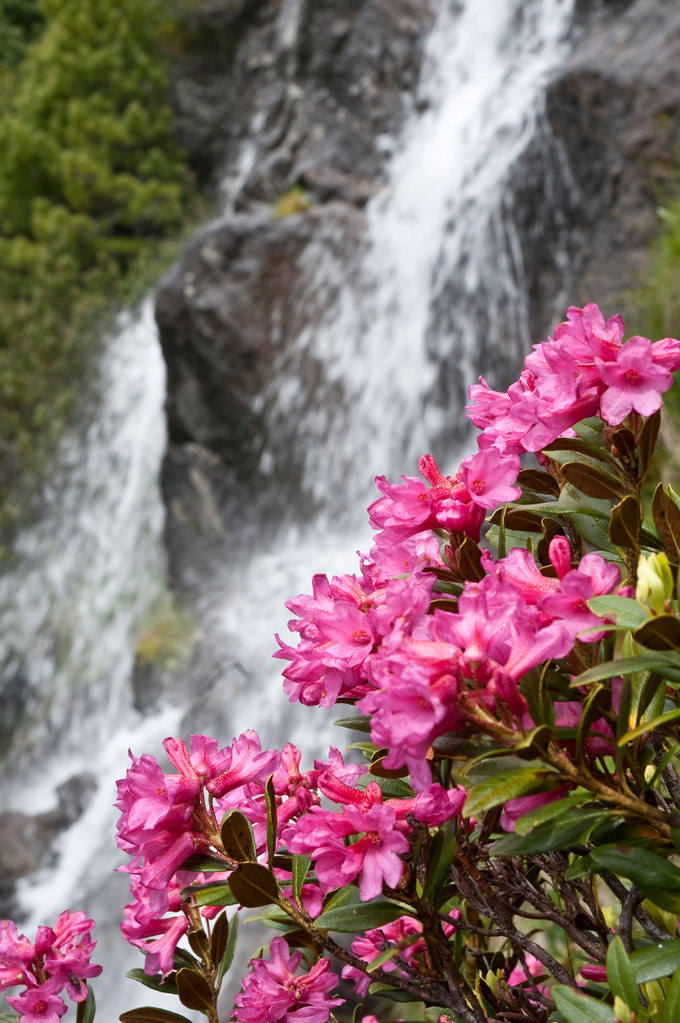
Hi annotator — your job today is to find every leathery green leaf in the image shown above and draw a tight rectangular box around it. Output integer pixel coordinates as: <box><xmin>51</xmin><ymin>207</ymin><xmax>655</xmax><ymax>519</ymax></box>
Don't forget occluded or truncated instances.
<box><xmin>630</xmin><ymin>938</ymin><xmax>680</xmax><ymax>984</ymax></box>
<box><xmin>291</xmin><ymin>853</ymin><xmax>312</xmax><ymax>907</ymax></box>
<box><xmin>217</xmin><ymin>911</ymin><xmax>239</xmax><ymax>986</ymax></box>
<box><xmin>265</xmin><ymin>775</ymin><xmax>277</xmax><ymax>869</ymax></box>
<box><xmin>572</xmin><ymin>653</ymin><xmax>680</xmax><ymax>687</ymax></box>
<box><xmin>618</xmin><ymin>707</ymin><xmax>680</xmax><ymax>745</ymax></box>
<box><xmin>228</xmin><ymin>862</ymin><xmax>280</xmax><ymax>908</ymax></box>
<box><xmin>316</xmin><ymin>899</ymin><xmax>413</xmax><ymax>933</ymax></box>
<box><xmin>606</xmin><ymin>935</ymin><xmax>640</xmax><ymax>1011</ymax></box>
<box><xmin>422</xmin><ymin>820</ymin><xmax>457</xmax><ymax>900</ymax></box>
<box><xmin>210</xmin><ymin>911</ymin><xmax>229</xmax><ymax>973</ymax></box>
<box><xmin>552</xmin><ymin>985</ymin><xmax>616</xmax><ymax>1023</ymax></box>
<box><xmin>490</xmin><ymin>807</ymin><xmax>606</xmax><ymax>856</ymax></box>
<box><xmin>126</xmin><ymin>968</ymin><xmax>178</xmax><ymax>995</ymax></box>
<box><xmin>119</xmin><ymin>1010</ymin><xmax>194</xmax><ymax>1023</ymax></box>
<box><xmin>181</xmin><ymin>881</ymin><xmax>238</xmax><ymax>908</ymax></box>
<box><xmin>176</xmin><ymin>969</ymin><xmax>214</xmax><ymax>1014</ymax></box>
<box><xmin>663</xmin><ymin>960</ymin><xmax>680</xmax><ymax>1023</ymax></box>
<box><xmin>463</xmin><ymin>766</ymin><xmax>561</xmax><ymax>820</ymax></box>
<box><xmin>221</xmin><ymin>810</ymin><xmax>256</xmax><ymax>863</ymax></box>
<box><xmin>565</xmin><ymin>846</ymin><xmax>680</xmax><ymax>907</ymax></box>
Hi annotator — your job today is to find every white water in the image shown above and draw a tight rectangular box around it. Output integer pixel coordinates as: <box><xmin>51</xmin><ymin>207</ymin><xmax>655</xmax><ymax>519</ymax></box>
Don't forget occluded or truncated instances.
<box><xmin>0</xmin><ymin>300</ymin><xmax>167</xmax><ymax>774</ymax></box>
<box><xmin>3</xmin><ymin>0</ymin><xmax>576</xmax><ymax>1018</ymax></box>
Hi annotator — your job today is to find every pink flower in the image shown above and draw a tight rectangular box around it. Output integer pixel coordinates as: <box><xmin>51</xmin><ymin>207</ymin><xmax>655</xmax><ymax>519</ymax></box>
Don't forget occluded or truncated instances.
<box><xmin>342</xmin><ymin>915</ymin><xmax>458</xmax><ymax>996</ymax></box>
<box><xmin>285</xmin><ymin>784</ymin><xmax>411</xmax><ymax>900</ymax></box>
<box><xmin>458</xmin><ymin>448</ymin><xmax>521</xmax><ymax>509</ymax></box>
<box><xmin>0</xmin><ymin>912</ymin><xmax>102</xmax><ymax>1014</ymax></box>
<box><xmin>596</xmin><ymin>335</ymin><xmax>672</xmax><ymax>424</ymax></box>
<box><xmin>232</xmin><ymin>936</ymin><xmax>343</xmax><ymax>1023</ymax></box>
<box><xmin>7</xmin><ymin>978</ymin><xmax>67</xmax><ymax>1023</ymax></box>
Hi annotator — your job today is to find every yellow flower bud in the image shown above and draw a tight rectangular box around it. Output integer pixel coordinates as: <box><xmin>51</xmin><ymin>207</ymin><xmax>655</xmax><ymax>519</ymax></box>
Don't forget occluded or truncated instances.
<box><xmin>636</xmin><ymin>552</ymin><xmax>674</xmax><ymax>614</ymax></box>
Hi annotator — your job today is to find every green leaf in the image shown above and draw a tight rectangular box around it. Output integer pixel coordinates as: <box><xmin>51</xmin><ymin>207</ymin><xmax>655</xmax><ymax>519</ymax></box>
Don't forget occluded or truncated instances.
<box><xmin>316</xmin><ymin>899</ymin><xmax>413</xmax><ymax>933</ymax></box>
<box><xmin>610</xmin><ymin>428</ymin><xmax>638</xmax><ymax>470</ymax></box>
<box><xmin>517</xmin><ymin>468</ymin><xmax>561</xmax><ymax>496</ymax></box>
<box><xmin>559</xmin><ymin>461</ymin><xmax>625</xmax><ymax>501</ymax></box>
<box><xmin>321</xmin><ymin>884</ymin><xmax>362</xmax><ymax>915</ymax></box>
<box><xmin>663</xmin><ymin>960</ymin><xmax>680</xmax><ymax>1023</ymax></box>
<box><xmin>489</xmin><ymin>506</ymin><xmax>544</xmax><ymax>532</ymax></box>
<box><xmin>333</xmin><ymin>715</ymin><xmax>372</xmax><ymax>732</ymax></box>
<box><xmin>176</xmin><ymin>969</ymin><xmax>214</xmax><ymax>1014</ymax></box>
<box><xmin>606</xmin><ymin>936</ymin><xmax>639</xmax><ymax>1011</ymax></box>
<box><xmin>543</xmin><ymin>433</ymin><xmax>612</xmax><ymax>464</ymax></box>
<box><xmin>618</xmin><ymin>707</ymin><xmax>680</xmax><ymax>745</ymax></box>
<box><xmin>635</xmin><ymin>614</ymin><xmax>680</xmax><ymax>652</ymax></box>
<box><xmin>265</xmin><ymin>775</ymin><xmax>278</xmax><ymax>869</ymax></box>
<box><xmin>178</xmin><ymin>853</ymin><xmax>230</xmax><ymax>874</ymax></box>
<box><xmin>610</xmin><ymin>495</ymin><xmax>641</xmax><ymax>551</ymax></box>
<box><xmin>119</xmin><ymin>1010</ymin><xmax>194</xmax><ymax>1023</ymax></box>
<box><xmin>629</xmin><ymin>938</ymin><xmax>680</xmax><ymax>984</ymax></box>
<box><xmin>463</xmin><ymin>766</ymin><xmax>561</xmax><ymax>820</ymax></box>
<box><xmin>490</xmin><ymin>807</ymin><xmax>607</xmax><ymax>856</ymax></box>
<box><xmin>210</xmin><ymin>911</ymin><xmax>229</xmax><ymax>972</ymax></box>
<box><xmin>291</xmin><ymin>853</ymin><xmax>312</xmax><ymax>907</ymax></box>
<box><xmin>586</xmin><ymin>595</ymin><xmax>648</xmax><ymax>629</ymax></box>
<box><xmin>422</xmin><ymin>820</ymin><xmax>457</xmax><ymax>900</ymax></box>
<box><xmin>125</xmin><ymin>969</ymin><xmax>178</xmax><ymax>996</ymax></box>
<box><xmin>181</xmin><ymin>881</ymin><xmax>238</xmax><ymax>908</ymax></box>
<box><xmin>76</xmin><ymin>985</ymin><xmax>96</xmax><ymax>1023</ymax></box>
<box><xmin>576</xmin><ymin>686</ymin><xmax>608</xmax><ymax>764</ymax></box>
<box><xmin>368</xmin><ymin>775</ymin><xmax>415</xmax><ymax>799</ymax></box>
<box><xmin>221</xmin><ymin>810</ymin><xmax>256</xmax><ymax>862</ymax></box>
<box><xmin>565</xmin><ymin>846</ymin><xmax>680</xmax><ymax>908</ymax></box>
<box><xmin>640</xmin><ymin>411</ymin><xmax>661</xmax><ymax>473</ymax></box>
<box><xmin>572</xmin><ymin>653</ymin><xmax>680</xmax><ymax>687</ymax></box>
<box><xmin>653</xmin><ymin>483</ymin><xmax>680</xmax><ymax>565</ymax></box>
<box><xmin>457</xmin><ymin>536</ymin><xmax>485</xmax><ymax>581</ymax></box>
<box><xmin>228</xmin><ymin>862</ymin><xmax>280</xmax><ymax>908</ymax></box>
<box><xmin>552</xmin><ymin>986</ymin><xmax>616</xmax><ymax>1023</ymax></box>
<box><xmin>187</xmin><ymin>928</ymin><xmax>209</xmax><ymax>959</ymax></box>
<box><xmin>217</xmin><ymin>911</ymin><xmax>239</xmax><ymax>985</ymax></box>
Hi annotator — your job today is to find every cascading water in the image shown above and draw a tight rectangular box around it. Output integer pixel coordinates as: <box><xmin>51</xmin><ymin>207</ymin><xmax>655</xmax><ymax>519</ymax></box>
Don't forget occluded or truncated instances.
<box><xmin>2</xmin><ymin>0</ymin><xmax>578</xmax><ymax>1017</ymax></box>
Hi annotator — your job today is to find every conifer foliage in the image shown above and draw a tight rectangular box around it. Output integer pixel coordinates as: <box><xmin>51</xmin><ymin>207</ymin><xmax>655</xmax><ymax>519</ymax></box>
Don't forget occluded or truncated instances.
<box><xmin>0</xmin><ymin>0</ymin><xmax>188</xmax><ymax>519</ymax></box>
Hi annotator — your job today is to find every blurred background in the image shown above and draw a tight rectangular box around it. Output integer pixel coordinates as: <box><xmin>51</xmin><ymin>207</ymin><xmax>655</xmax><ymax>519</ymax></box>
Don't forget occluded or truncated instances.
<box><xmin>2</xmin><ymin>0</ymin><xmax>680</xmax><ymax>1017</ymax></box>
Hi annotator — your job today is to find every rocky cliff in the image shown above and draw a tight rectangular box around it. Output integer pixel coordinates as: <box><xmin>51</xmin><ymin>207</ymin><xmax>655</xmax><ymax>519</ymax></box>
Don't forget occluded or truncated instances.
<box><xmin>156</xmin><ymin>0</ymin><xmax>680</xmax><ymax>590</ymax></box>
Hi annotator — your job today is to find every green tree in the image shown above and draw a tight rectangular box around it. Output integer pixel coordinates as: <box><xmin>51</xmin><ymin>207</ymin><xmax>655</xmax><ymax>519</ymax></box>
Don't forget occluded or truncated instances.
<box><xmin>0</xmin><ymin>0</ymin><xmax>190</xmax><ymax>530</ymax></box>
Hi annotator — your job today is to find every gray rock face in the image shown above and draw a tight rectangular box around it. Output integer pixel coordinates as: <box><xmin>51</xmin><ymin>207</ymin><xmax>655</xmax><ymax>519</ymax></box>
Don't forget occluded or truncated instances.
<box><xmin>0</xmin><ymin>773</ymin><xmax>97</xmax><ymax>918</ymax></box>
<box><xmin>543</xmin><ymin>0</ymin><xmax>680</xmax><ymax>311</ymax></box>
<box><xmin>157</xmin><ymin>0</ymin><xmax>680</xmax><ymax>588</ymax></box>
<box><xmin>158</xmin><ymin>0</ymin><xmax>434</xmax><ymax>579</ymax></box>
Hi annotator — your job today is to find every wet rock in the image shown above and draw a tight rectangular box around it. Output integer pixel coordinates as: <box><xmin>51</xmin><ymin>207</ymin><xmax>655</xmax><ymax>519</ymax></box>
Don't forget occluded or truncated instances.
<box><xmin>158</xmin><ymin>0</ymin><xmax>680</xmax><ymax>591</ymax></box>
<box><xmin>0</xmin><ymin>772</ymin><xmax>97</xmax><ymax>918</ymax></box>
<box><xmin>540</xmin><ymin>0</ymin><xmax>680</xmax><ymax>323</ymax></box>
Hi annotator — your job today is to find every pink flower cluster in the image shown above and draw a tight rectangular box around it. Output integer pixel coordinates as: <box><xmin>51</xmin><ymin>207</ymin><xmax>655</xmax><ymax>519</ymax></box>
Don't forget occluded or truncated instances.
<box><xmin>116</xmin><ymin>730</ymin><xmax>280</xmax><ymax>976</ymax></box>
<box><xmin>0</xmin><ymin>911</ymin><xmax>102</xmax><ymax>1023</ymax></box>
<box><xmin>276</xmin><ymin>305</ymin><xmax>652</xmax><ymax>794</ymax></box>
<box><xmin>467</xmin><ymin>303</ymin><xmax>680</xmax><ymax>452</ymax></box>
<box><xmin>341</xmin><ymin>914</ymin><xmax>459</xmax><ymax>996</ymax></box>
<box><xmin>115</xmin><ymin>722</ymin><xmax>466</xmax><ymax>982</ymax></box>
<box><xmin>232</xmin><ymin>937</ymin><xmax>343</xmax><ymax>1023</ymax></box>
<box><xmin>284</xmin><ymin>772</ymin><xmax>465</xmax><ymax>901</ymax></box>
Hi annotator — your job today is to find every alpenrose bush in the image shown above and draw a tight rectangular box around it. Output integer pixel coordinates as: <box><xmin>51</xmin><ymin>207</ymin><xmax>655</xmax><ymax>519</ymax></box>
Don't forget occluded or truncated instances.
<box><xmin>7</xmin><ymin>304</ymin><xmax>680</xmax><ymax>1023</ymax></box>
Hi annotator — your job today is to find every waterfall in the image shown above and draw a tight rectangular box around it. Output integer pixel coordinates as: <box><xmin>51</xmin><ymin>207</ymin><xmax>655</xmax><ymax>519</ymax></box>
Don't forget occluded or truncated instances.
<box><xmin>2</xmin><ymin>0</ymin><xmax>577</xmax><ymax>1018</ymax></box>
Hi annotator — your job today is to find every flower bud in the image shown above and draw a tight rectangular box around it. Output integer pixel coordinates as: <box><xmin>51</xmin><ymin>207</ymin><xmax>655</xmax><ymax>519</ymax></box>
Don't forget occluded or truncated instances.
<box><xmin>636</xmin><ymin>552</ymin><xmax>674</xmax><ymax>614</ymax></box>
